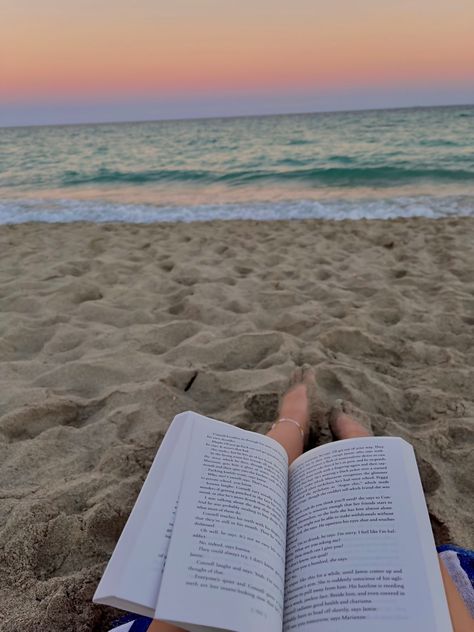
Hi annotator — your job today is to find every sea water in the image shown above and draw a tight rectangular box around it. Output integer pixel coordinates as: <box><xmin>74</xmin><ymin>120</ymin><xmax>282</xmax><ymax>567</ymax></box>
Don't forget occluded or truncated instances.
<box><xmin>0</xmin><ymin>105</ymin><xmax>473</xmax><ymax>224</ymax></box>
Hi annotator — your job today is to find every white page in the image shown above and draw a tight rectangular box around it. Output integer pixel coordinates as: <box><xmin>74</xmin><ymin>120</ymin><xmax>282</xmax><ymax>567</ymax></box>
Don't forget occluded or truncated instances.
<box><xmin>93</xmin><ymin>411</ymin><xmax>194</xmax><ymax>617</ymax></box>
<box><xmin>283</xmin><ymin>437</ymin><xmax>452</xmax><ymax>632</ymax></box>
<box><xmin>155</xmin><ymin>415</ymin><xmax>289</xmax><ymax>632</ymax></box>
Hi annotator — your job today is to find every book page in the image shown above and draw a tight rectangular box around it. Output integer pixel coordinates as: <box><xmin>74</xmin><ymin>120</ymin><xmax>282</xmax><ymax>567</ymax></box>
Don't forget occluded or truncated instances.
<box><xmin>155</xmin><ymin>415</ymin><xmax>289</xmax><ymax>632</ymax></box>
<box><xmin>283</xmin><ymin>437</ymin><xmax>452</xmax><ymax>632</ymax></box>
<box><xmin>93</xmin><ymin>412</ymin><xmax>194</xmax><ymax>617</ymax></box>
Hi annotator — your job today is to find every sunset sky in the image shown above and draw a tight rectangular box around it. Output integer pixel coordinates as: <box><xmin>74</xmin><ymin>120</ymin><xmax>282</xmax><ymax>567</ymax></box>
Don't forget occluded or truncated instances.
<box><xmin>1</xmin><ymin>0</ymin><xmax>473</xmax><ymax>126</ymax></box>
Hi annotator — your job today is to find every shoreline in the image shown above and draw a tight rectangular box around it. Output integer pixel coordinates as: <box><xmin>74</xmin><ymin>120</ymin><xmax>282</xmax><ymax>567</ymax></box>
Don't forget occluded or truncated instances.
<box><xmin>1</xmin><ymin>216</ymin><xmax>473</xmax><ymax>630</ymax></box>
<box><xmin>2</xmin><ymin>193</ymin><xmax>474</xmax><ymax>225</ymax></box>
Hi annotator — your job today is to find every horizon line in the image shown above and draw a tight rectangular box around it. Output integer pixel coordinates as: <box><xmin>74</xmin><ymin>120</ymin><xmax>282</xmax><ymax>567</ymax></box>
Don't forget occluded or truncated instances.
<box><xmin>1</xmin><ymin>101</ymin><xmax>473</xmax><ymax>131</ymax></box>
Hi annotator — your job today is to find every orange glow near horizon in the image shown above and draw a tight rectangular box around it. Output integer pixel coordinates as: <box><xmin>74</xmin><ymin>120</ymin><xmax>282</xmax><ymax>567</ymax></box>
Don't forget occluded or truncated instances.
<box><xmin>1</xmin><ymin>0</ymin><xmax>474</xmax><ymax>102</ymax></box>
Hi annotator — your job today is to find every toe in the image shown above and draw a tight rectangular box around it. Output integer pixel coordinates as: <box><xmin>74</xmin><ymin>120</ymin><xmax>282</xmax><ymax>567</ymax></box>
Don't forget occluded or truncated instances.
<box><xmin>302</xmin><ymin>364</ymin><xmax>316</xmax><ymax>385</ymax></box>
<box><xmin>289</xmin><ymin>366</ymin><xmax>304</xmax><ymax>387</ymax></box>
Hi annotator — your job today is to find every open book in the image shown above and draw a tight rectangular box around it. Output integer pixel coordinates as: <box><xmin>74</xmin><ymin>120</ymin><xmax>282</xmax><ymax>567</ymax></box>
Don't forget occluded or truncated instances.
<box><xmin>94</xmin><ymin>411</ymin><xmax>452</xmax><ymax>632</ymax></box>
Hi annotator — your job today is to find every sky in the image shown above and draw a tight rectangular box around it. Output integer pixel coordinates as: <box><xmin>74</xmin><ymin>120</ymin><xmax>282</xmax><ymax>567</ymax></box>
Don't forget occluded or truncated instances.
<box><xmin>1</xmin><ymin>0</ymin><xmax>474</xmax><ymax>126</ymax></box>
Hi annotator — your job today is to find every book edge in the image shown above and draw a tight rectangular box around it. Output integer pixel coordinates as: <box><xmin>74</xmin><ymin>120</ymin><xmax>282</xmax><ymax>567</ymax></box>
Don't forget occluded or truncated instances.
<box><xmin>93</xmin><ymin>411</ymin><xmax>194</xmax><ymax>609</ymax></box>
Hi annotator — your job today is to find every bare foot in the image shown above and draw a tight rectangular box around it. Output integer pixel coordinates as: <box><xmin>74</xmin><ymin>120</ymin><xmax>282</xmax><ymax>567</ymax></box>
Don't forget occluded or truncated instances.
<box><xmin>278</xmin><ymin>366</ymin><xmax>318</xmax><ymax>443</ymax></box>
<box><xmin>329</xmin><ymin>399</ymin><xmax>372</xmax><ymax>440</ymax></box>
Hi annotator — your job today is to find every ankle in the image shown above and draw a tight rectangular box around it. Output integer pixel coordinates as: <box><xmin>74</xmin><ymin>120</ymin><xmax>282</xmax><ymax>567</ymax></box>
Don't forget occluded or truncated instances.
<box><xmin>279</xmin><ymin>387</ymin><xmax>310</xmax><ymax>422</ymax></box>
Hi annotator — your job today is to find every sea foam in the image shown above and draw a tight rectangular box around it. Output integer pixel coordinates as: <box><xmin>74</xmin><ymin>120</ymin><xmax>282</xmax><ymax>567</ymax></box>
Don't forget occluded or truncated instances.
<box><xmin>1</xmin><ymin>196</ymin><xmax>473</xmax><ymax>225</ymax></box>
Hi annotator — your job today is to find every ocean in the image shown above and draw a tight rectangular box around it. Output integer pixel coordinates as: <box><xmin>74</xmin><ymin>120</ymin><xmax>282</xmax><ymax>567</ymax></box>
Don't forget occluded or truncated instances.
<box><xmin>0</xmin><ymin>105</ymin><xmax>473</xmax><ymax>224</ymax></box>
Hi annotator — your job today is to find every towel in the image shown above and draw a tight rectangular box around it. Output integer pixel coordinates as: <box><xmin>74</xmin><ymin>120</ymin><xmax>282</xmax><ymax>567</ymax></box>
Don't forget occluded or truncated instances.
<box><xmin>438</xmin><ymin>544</ymin><xmax>474</xmax><ymax>618</ymax></box>
<box><xmin>108</xmin><ymin>615</ymin><xmax>152</xmax><ymax>632</ymax></box>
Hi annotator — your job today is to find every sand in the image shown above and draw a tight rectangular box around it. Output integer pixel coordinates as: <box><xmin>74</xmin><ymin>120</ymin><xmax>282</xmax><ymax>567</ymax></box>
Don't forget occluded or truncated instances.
<box><xmin>0</xmin><ymin>217</ymin><xmax>473</xmax><ymax>631</ymax></box>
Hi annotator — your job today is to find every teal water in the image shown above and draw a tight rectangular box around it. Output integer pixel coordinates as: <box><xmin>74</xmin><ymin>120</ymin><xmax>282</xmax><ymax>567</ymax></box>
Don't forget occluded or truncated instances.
<box><xmin>0</xmin><ymin>105</ymin><xmax>473</xmax><ymax>223</ymax></box>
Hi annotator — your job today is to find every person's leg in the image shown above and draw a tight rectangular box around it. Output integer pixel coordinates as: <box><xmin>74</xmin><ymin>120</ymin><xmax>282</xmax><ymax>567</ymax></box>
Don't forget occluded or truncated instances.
<box><xmin>266</xmin><ymin>366</ymin><xmax>315</xmax><ymax>464</ymax></box>
<box><xmin>148</xmin><ymin>623</ymin><xmax>183</xmax><ymax>632</ymax></box>
<box><xmin>329</xmin><ymin>401</ymin><xmax>473</xmax><ymax>631</ymax></box>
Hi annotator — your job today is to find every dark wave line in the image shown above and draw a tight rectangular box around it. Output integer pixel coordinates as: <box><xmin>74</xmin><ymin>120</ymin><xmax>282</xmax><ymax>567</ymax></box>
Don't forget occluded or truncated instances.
<box><xmin>61</xmin><ymin>168</ymin><xmax>210</xmax><ymax>185</ymax></box>
<box><xmin>61</xmin><ymin>166</ymin><xmax>474</xmax><ymax>188</ymax></box>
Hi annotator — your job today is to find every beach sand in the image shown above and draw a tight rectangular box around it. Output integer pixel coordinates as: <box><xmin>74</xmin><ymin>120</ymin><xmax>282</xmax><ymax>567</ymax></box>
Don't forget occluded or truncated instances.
<box><xmin>0</xmin><ymin>217</ymin><xmax>473</xmax><ymax>631</ymax></box>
